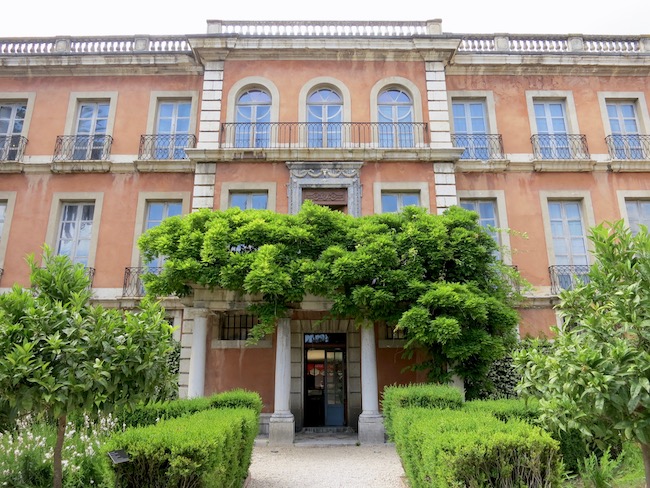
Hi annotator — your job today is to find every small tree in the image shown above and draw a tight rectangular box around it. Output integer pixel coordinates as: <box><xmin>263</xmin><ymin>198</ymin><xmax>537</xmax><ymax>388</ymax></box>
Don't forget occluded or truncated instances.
<box><xmin>515</xmin><ymin>221</ymin><xmax>650</xmax><ymax>486</ymax></box>
<box><xmin>0</xmin><ymin>248</ymin><xmax>176</xmax><ymax>488</ymax></box>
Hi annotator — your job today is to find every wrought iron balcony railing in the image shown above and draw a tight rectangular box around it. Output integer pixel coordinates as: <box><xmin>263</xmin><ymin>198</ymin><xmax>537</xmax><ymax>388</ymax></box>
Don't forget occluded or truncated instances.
<box><xmin>451</xmin><ymin>133</ymin><xmax>504</xmax><ymax>160</ymax></box>
<box><xmin>549</xmin><ymin>264</ymin><xmax>590</xmax><ymax>294</ymax></box>
<box><xmin>53</xmin><ymin>135</ymin><xmax>113</xmax><ymax>161</ymax></box>
<box><xmin>138</xmin><ymin>134</ymin><xmax>197</xmax><ymax>160</ymax></box>
<box><xmin>531</xmin><ymin>134</ymin><xmax>590</xmax><ymax>160</ymax></box>
<box><xmin>122</xmin><ymin>266</ymin><xmax>162</xmax><ymax>297</ymax></box>
<box><xmin>0</xmin><ymin>135</ymin><xmax>27</xmax><ymax>162</ymax></box>
<box><xmin>605</xmin><ymin>134</ymin><xmax>650</xmax><ymax>160</ymax></box>
<box><xmin>219</xmin><ymin>122</ymin><xmax>429</xmax><ymax>150</ymax></box>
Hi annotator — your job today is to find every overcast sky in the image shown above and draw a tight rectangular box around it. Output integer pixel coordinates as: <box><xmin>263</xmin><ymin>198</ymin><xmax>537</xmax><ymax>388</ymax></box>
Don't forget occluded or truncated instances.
<box><xmin>3</xmin><ymin>0</ymin><xmax>648</xmax><ymax>38</ymax></box>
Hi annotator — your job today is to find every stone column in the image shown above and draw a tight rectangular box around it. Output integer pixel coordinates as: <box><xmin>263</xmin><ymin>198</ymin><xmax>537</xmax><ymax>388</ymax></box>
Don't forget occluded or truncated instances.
<box><xmin>187</xmin><ymin>308</ymin><xmax>208</xmax><ymax>398</ymax></box>
<box><xmin>269</xmin><ymin>317</ymin><xmax>295</xmax><ymax>444</ymax></box>
<box><xmin>358</xmin><ymin>323</ymin><xmax>385</xmax><ymax>443</ymax></box>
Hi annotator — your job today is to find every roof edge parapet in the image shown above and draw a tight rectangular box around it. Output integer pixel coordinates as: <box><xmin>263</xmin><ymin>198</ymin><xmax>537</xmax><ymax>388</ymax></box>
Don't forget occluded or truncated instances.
<box><xmin>0</xmin><ymin>35</ymin><xmax>191</xmax><ymax>55</ymax></box>
<box><xmin>206</xmin><ymin>20</ymin><xmax>443</xmax><ymax>36</ymax></box>
<box><xmin>458</xmin><ymin>33</ymin><xmax>650</xmax><ymax>54</ymax></box>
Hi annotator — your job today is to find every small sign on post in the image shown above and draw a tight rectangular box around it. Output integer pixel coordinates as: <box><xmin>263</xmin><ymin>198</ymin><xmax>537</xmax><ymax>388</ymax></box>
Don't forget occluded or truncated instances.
<box><xmin>107</xmin><ymin>450</ymin><xmax>130</xmax><ymax>465</ymax></box>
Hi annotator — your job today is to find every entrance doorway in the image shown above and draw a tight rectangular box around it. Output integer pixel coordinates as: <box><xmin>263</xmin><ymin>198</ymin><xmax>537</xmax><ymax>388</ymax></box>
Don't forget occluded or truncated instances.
<box><xmin>304</xmin><ymin>333</ymin><xmax>347</xmax><ymax>427</ymax></box>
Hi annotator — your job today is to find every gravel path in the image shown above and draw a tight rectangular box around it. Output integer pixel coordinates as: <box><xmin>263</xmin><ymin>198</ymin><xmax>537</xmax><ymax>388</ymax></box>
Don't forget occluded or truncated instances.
<box><xmin>247</xmin><ymin>444</ymin><xmax>407</xmax><ymax>488</ymax></box>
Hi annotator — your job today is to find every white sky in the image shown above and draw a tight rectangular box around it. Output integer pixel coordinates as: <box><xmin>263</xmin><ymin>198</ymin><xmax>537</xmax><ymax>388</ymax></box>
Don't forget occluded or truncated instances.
<box><xmin>3</xmin><ymin>0</ymin><xmax>649</xmax><ymax>38</ymax></box>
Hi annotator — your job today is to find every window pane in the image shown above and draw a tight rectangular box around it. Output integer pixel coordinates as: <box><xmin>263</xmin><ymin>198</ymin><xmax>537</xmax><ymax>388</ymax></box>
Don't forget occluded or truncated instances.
<box><xmin>230</xmin><ymin>194</ymin><xmax>248</xmax><ymax>209</ymax></box>
<box><xmin>167</xmin><ymin>202</ymin><xmax>183</xmax><ymax>217</ymax></box>
<box><xmin>147</xmin><ymin>203</ymin><xmax>164</xmax><ymax>223</ymax></box>
<box><xmin>251</xmin><ymin>194</ymin><xmax>268</xmax><ymax>209</ymax></box>
<box><xmin>381</xmin><ymin>194</ymin><xmax>398</xmax><ymax>213</ymax></box>
<box><xmin>402</xmin><ymin>194</ymin><xmax>420</xmax><ymax>207</ymax></box>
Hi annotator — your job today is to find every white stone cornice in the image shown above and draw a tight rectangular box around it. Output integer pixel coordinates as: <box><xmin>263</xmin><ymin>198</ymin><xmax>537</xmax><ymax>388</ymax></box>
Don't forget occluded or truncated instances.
<box><xmin>0</xmin><ymin>54</ymin><xmax>202</xmax><ymax>77</ymax></box>
<box><xmin>188</xmin><ymin>36</ymin><xmax>459</xmax><ymax>63</ymax></box>
<box><xmin>186</xmin><ymin>146</ymin><xmax>464</xmax><ymax>163</ymax></box>
<box><xmin>448</xmin><ymin>53</ymin><xmax>650</xmax><ymax>76</ymax></box>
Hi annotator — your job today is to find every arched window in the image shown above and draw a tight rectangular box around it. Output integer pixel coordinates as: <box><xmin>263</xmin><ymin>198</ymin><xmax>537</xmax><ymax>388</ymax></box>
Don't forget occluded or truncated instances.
<box><xmin>235</xmin><ymin>89</ymin><xmax>271</xmax><ymax>148</ymax></box>
<box><xmin>307</xmin><ymin>88</ymin><xmax>343</xmax><ymax>148</ymax></box>
<box><xmin>377</xmin><ymin>88</ymin><xmax>414</xmax><ymax>148</ymax></box>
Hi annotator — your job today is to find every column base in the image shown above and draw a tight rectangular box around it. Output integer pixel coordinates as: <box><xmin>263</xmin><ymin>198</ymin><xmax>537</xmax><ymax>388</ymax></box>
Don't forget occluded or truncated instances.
<box><xmin>358</xmin><ymin>413</ymin><xmax>385</xmax><ymax>444</ymax></box>
<box><xmin>269</xmin><ymin>412</ymin><xmax>295</xmax><ymax>445</ymax></box>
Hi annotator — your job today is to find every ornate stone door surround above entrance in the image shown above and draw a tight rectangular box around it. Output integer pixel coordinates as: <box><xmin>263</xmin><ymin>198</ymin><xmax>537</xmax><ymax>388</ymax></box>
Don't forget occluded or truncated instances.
<box><xmin>287</xmin><ymin>161</ymin><xmax>364</xmax><ymax>217</ymax></box>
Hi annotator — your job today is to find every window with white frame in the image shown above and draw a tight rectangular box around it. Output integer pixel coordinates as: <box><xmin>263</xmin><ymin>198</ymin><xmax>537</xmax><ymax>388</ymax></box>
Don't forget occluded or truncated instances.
<box><xmin>56</xmin><ymin>203</ymin><xmax>95</xmax><ymax>265</ymax></box>
<box><xmin>459</xmin><ymin>199</ymin><xmax>499</xmax><ymax>242</ymax></box>
<box><xmin>229</xmin><ymin>192</ymin><xmax>268</xmax><ymax>210</ymax></box>
<box><xmin>548</xmin><ymin>201</ymin><xmax>589</xmax><ymax>290</ymax></box>
<box><xmin>73</xmin><ymin>101</ymin><xmax>110</xmax><ymax>160</ymax></box>
<box><xmin>234</xmin><ymin>89</ymin><xmax>271</xmax><ymax>148</ymax></box>
<box><xmin>144</xmin><ymin>201</ymin><xmax>182</xmax><ymax>268</ymax></box>
<box><xmin>606</xmin><ymin>101</ymin><xmax>644</xmax><ymax>159</ymax></box>
<box><xmin>154</xmin><ymin>100</ymin><xmax>192</xmax><ymax>159</ymax></box>
<box><xmin>381</xmin><ymin>192</ymin><xmax>420</xmax><ymax>213</ymax></box>
<box><xmin>307</xmin><ymin>88</ymin><xmax>343</xmax><ymax>148</ymax></box>
<box><xmin>0</xmin><ymin>102</ymin><xmax>26</xmax><ymax>161</ymax></box>
<box><xmin>452</xmin><ymin>100</ymin><xmax>489</xmax><ymax>159</ymax></box>
<box><xmin>534</xmin><ymin>101</ymin><xmax>570</xmax><ymax>159</ymax></box>
<box><xmin>378</xmin><ymin>88</ymin><xmax>414</xmax><ymax>148</ymax></box>
<box><xmin>0</xmin><ymin>201</ymin><xmax>6</xmax><ymax>239</ymax></box>
<box><xmin>625</xmin><ymin>199</ymin><xmax>650</xmax><ymax>235</ymax></box>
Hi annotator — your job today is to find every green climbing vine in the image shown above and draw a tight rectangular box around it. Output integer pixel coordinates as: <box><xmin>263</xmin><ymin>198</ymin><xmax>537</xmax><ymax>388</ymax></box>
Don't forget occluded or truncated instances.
<box><xmin>138</xmin><ymin>202</ymin><xmax>522</xmax><ymax>398</ymax></box>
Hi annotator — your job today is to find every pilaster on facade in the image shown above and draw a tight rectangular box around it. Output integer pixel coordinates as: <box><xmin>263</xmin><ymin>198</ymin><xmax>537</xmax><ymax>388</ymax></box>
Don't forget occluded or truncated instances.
<box><xmin>191</xmin><ymin>163</ymin><xmax>216</xmax><ymax>211</ymax></box>
<box><xmin>425</xmin><ymin>61</ymin><xmax>453</xmax><ymax>150</ymax></box>
<box><xmin>198</xmin><ymin>61</ymin><xmax>225</xmax><ymax>150</ymax></box>
<box><xmin>433</xmin><ymin>162</ymin><xmax>458</xmax><ymax>214</ymax></box>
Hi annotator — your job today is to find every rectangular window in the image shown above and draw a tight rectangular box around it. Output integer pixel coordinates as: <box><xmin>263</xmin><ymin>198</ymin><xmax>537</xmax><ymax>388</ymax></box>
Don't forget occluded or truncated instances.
<box><xmin>607</xmin><ymin>101</ymin><xmax>644</xmax><ymax>159</ymax></box>
<box><xmin>625</xmin><ymin>199</ymin><xmax>650</xmax><ymax>235</ymax></box>
<box><xmin>73</xmin><ymin>101</ymin><xmax>109</xmax><ymax>160</ymax></box>
<box><xmin>144</xmin><ymin>201</ymin><xmax>183</xmax><ymax>268</ymax></box>
<box><xmin>218</xmin><ymin>313</ymin><xmax>258</xmax><ymax>341</ymax></box>
<box><xmin>381</xmin><ymin>192</ymin><xmax>420</xmax><ymax>213</ymax></box>
<box><xmin>460</xmin><ymin>199</ymin><xmax>501</xmax><ymax>258</ymax></box>
<box><xmin>452</xmin><ymin>100</ymin><xmax>489</xmax><ymax>159</ymax></box>
<box><xmin>57</xmin><ymin>203</ymin><xmax>95</xmax><ymax>265</ymax></box>
<box><xmin>229</xmin><ymin>192</ymin><xmax>268</xmax><ymax>210</ymax></box>
<box><xmin>0</xmin><ymin>201</ymin><xmax>6</xmax><ymax>239</ymax></box>
<box><xmin>155</xmin><ymin>100</ymin><xmax>192</xmax><ymax>159</ymax></box>
<box><xmin>534</xmin><ymin>101</ymin><xmax>570</xmax><ymax>159</ymax></box>
<box><xmin>0</xmin><ymin>102</ymin><xmax>26</xmax><ymax>161</ymax></box>
<box><xmin>548</xmin><ymin>201</ymin><xmax>589</xmax><ymax>291</ymax></box>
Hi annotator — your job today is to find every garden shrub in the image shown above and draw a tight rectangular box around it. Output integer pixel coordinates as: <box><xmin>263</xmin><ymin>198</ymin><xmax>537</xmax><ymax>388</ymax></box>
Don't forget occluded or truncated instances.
<box><xmin>382</xmin><ymin>383</ymin><xmax>463</xmax><ymax>441</ymax></box>
<box><xmin>116</xmin><ymin>389</ymin><xmax>262</xmax><ymax>428</ymax></box>
<box><xmin>393</xmin><ymin>408</ymin><xmax>562</xmax><ymax>488</ymax></box>
<box><xmin>105</xmin><ymin>407</ymin><xmax>258</xmax><ymax>488</ymax></box>
<box><xmin>209</xmin><ymin>389</ymin><xmax>263</xmax><ymax>415</ymax></box>
<box><xmin>479</xmin><ymin>354</ymin><xmax>522</xmax><ymax>399</ymax></box>
<box><xmin>463</xmin><ymin>397</ymin><xmax>539</xmax><ymax>423</ymax></box>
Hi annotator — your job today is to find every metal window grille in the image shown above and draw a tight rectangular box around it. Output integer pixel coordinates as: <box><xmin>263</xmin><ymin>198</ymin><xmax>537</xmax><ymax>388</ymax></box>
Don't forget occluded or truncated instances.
<box><xmin>219</xmin><ymin>313</ymin><xmax>259</xmax><ymax>341</ymax></box>
<box><xmin>385</xmin><ymin>324</ymin><xmax>406</xmax><ymax>340</ymax></box>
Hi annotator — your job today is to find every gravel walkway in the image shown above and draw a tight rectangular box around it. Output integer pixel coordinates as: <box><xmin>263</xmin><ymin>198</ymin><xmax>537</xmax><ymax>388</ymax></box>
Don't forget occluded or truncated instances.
<box><xmin>247</xmin><ymin>443</ymin><xmax>407</xmax><ymax>488</ymax></box>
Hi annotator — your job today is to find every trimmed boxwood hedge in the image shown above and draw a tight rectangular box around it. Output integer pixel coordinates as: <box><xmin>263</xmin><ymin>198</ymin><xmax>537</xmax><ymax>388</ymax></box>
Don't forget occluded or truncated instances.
<box><xmin>105</xmin><ymin>407</ymin><xmax>258</xmax><ymax>488</ymax></box>
<box><xmin>117</xmin><ymin>389</ymin><xmax>262</xmax><ymax>428</ymax></box>
<box><xmin>382</xmin><ymin>384</ymin><xmax>463</xmax><ymax>441</ymax></box>
<box><xmin>463</xmin><ymin>397</ymin><xmax>540</xmax><ymax>423</ymax></box>
<box><xmin>394</xmin><ymin>408</ymin><xmax>562</xmax><ymax>488</ymax></box>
